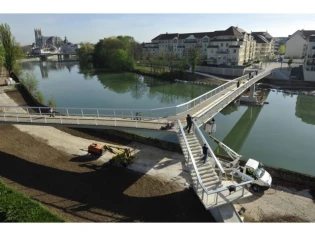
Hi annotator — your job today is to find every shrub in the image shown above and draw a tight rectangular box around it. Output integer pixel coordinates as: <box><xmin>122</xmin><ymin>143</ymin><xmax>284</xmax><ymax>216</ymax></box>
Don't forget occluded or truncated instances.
<box><xmin>47</xmin><ymin>95</ymin><xmax>57</xmax><ymax>108</ymax></box>
<box><xmin>35</xmin><ymin>91</ymin><xmax>45</xmax><ymax>104</ymax></box>
<box><xmin>20</xmin><ymin>72</ymin><xmax>38</xmax><ymax>94</ymax></box>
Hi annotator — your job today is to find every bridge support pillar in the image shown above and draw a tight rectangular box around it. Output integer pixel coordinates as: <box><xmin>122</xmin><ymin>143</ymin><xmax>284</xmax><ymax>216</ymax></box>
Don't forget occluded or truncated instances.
<box><xmin>249</xmin><ymin>84</ymin><xmax>255</xmax><ymax>98</ymax></box>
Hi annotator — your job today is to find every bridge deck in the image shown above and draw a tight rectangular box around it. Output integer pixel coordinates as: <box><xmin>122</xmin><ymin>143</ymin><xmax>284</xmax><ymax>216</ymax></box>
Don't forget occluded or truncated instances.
<box><xmin>0</xmin><ymin>113</ymin><xmax>169</xmax><ymax>130</ymax></box>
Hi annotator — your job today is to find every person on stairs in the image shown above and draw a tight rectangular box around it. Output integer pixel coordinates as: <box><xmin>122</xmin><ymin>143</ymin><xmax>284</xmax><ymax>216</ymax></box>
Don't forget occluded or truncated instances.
<box><xmin>201</xmin><ymin>143</ymin><xmax>209</xmax><ymax>164</ymax></box>
<box><xmin>185</xmin><ymin>114</ymin><xmax>193</xmax><ymax>134</ymax></box>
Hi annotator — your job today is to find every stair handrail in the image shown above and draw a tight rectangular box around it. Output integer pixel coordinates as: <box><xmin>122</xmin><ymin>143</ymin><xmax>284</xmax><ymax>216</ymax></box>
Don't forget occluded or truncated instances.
<box><xmin>177</xmin><ymin>119</ymin><xmax>209</xmax><ymax>193</ymax></box>
<box><xmin>192</xmin><ymin>119</ymin><xmax>225</xmax><ymax>183</ymax></box>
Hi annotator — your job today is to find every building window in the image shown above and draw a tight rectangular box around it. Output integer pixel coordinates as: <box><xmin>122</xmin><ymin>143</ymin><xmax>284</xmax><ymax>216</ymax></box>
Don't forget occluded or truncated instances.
<box><xmin>233</xmin><ymin>49</ymin><xmax>236</xmax><ymax>53</ymax></box>
<box><xmin>221</xmin><ymin>43</ymin><xmax>223</xmax><ymax>47</ymax></box>
<box><xmin>226</xmin><ymin>43</ymin><xmax>229</xmax><ymax>46</ymax></box>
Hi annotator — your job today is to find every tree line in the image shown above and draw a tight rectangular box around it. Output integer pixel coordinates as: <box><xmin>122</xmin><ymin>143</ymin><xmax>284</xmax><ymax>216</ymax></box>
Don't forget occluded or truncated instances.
<box><xmin>76</xmin><ymin>36</ymin><xmax>203</xmax><ymax>75</ymax></box>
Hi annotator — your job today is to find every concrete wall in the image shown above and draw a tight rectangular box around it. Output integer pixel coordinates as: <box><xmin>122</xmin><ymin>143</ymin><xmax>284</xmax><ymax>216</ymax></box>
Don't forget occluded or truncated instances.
<box><xmin>285</xmin><ymin>34</ymin><xmax>306</xmax><ymax>59</ymax></box>
<box><xmin>303</xmin><ymin>69</ymin><xmax>315</xmax><ymax>81</ymax></box>
<box><xmin>196</xmin><ymin>65</ymin><xmax>246</xmax><ymax>76</ymax></box>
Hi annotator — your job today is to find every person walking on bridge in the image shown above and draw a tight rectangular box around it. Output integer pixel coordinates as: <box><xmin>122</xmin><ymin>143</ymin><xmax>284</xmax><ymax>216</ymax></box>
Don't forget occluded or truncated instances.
<box><xmin>185</xmin><ymin>114</ymin><xmax>193</xmax><ymax>134</ymax></box>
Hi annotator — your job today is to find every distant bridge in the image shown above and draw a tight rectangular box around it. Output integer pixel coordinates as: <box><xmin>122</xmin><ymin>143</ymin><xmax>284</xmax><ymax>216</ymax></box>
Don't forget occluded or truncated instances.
<box><xmin>28</xmin><ymin>53</ymin><xmax>78</xmax><ymax>61</ymax></box>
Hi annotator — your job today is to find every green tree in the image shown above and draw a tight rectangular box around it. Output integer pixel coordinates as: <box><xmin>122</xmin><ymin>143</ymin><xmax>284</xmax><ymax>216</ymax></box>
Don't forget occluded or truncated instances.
<box><xmin>278</xmin><ymin>45</ymin><xmax>286</xmax><ymax>55</ymax></box>
<box><xmin>0</xmin><ymin>41</ymin><xmax>5</xmax><ymax>68</ymax></box>
<box><xmin>288</xmin><ymin>57</ymin><xmax>293</xmax><ymax>68</ymax></box>
<box><xmin>187</xmin><ymin>48</ymin><xmax>201</xmax><ymax>74</ymax></box>
<box><xmin>110</xmin><ymin>49</ymin><xmax>134</xmax><ymax>71</ymax></box>
<box><xmin>93</xmin><ymin>36</ymin><xmax>137</xmax><ymax>71</ymax></box>
<box><xmin>0</xmin><ymin>23</ymin><xmax>23</xmax><ymax>74</ymax></box>
<box><xmin>76</xmin><ymin>42</ymin><xmax>94</xmax><ymax>63</ymax></box>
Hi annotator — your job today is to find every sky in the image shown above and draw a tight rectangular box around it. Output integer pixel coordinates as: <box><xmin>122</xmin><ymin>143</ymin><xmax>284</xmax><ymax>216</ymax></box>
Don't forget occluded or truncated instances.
<box><xmin>0</xmin><ymin>1</ymin><xmax>314</xmax><ymax>46</ymax></box>
<box><xmin>1</xmin><ymin>13</ymin><xmax>314</xmax><ymax>46</ymax></box>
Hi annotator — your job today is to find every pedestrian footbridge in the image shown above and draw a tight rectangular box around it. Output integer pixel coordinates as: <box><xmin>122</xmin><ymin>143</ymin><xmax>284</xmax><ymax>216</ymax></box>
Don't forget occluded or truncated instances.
<box><xmin>0</xmin><ymin>68</ymin><xmax>273</xmax><ymax>215</ymax></box>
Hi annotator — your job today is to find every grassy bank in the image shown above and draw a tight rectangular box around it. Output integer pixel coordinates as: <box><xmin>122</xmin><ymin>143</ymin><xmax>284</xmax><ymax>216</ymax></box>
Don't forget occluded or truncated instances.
<box><xmin>0</xmin><ymin>181</ymin><xmax>65</xmax><ymax>222</ymax></box>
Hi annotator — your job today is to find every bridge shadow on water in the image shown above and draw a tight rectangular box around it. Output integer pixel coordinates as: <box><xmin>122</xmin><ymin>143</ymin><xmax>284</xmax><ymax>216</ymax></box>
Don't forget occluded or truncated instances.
<box><xmin>0</xmin><ymin>150</ymin><xmax>214</xmax><ymax>222</ymax></box>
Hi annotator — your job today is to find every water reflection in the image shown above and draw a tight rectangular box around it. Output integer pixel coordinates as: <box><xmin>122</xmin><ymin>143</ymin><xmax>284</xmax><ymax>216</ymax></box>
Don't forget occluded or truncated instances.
<box><xmin>78</xmin><ymin>62</ymin><xmax>95</xmax><ymax>79</ymax></box>
<box><xmin>215</xmin><ymin>105</ymin><xmax>264</xmax><ymax>155</ymax></box>
<box><xmin>20</xmin><ymin>61</ymin><xmax>77</xmax><ymax>79</ymax></box>
<box><xmin>96</xmin><ymin>72</ymin><xmax>216</xmax><ymax>103</ymax></box>
<box><xmin>295</xmin><ymin>95</ymin><xmax>315</xmax><ymax>125</ymax></box>
<box><xmin>220</xmin><ymin>103</ymin><xmax>239</xmax><ymax>115</ymax></box>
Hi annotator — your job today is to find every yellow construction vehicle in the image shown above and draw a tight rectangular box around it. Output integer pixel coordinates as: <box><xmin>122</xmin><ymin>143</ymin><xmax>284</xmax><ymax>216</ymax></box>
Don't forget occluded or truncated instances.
<box><xmin>87</xmin><ymin>143</ymin><xmax>136</xmax><ymax>167</ymax></box>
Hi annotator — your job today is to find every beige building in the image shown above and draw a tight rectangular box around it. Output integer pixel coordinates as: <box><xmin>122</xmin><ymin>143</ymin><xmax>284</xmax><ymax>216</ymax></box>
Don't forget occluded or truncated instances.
<box><xmin>251</xmin><ymin>32</ymin><xmax>274</xmax><ymax>60</ymax></box>
<box><xmin>206</xmin><ymin>26</ymin><xmax>256</xmax><ymax>66</ymax></box>
<box><xmin>142</xmin><ymin>26</ymin><xmax>256</xmax><ymax>66</ymax></box>
<box><xmin>303</xmin><ymin>35</ymin><xmax>315</xmax><ymax>81</ymax></box>
<box><xmin>285</xmin><ymin>30</ymin><xmax>315</xmax><ymax>59</ymax></box>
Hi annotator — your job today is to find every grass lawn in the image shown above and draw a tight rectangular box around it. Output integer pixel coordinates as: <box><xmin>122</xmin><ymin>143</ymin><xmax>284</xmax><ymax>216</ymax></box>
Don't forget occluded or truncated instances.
<box><xmin>0</xmin><ymin>181</ymin><xmax>65</xmax><ymax>222</ymax></box>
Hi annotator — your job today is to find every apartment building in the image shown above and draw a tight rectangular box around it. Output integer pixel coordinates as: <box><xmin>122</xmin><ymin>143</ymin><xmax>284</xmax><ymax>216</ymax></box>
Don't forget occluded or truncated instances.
<box><xmin>285</xmin><ymin>30</ymin><xmax>315</xmax><ymax>59</ymax></box>
<box><xmin>142</xmin><ymin>26</ymin><xmax>256</xmax><ymax>66</ymax></box>
<box><xmin>207</xmin><ymin>27</ymin><xmax>256</xmax><ymax>66</ymax></box>
<box><xmin>303</xmin><ymin>34</ymin><xmax>315</xmax><ymax>81</ymax></box>
<box><xmin>251</xmin><ymin>32</ymin><xmax>274</xmax><ymax>60</ymax></box>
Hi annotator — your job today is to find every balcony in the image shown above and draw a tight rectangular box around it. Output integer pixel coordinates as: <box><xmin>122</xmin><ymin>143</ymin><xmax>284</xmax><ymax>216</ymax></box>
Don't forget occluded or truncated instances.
<box><xmin>184</xmin><ymin>39</ymin><xmax>197</xmax><ymax>43</ymax></box>
<box><xmin>216</xmin><ymin>50</ymin><xmax>230</xmax><ymax>54</ymax></box>
<box><xmin>306</xmin><ymin>62</ymin><xmax>315</xmax><ymax>65</ymax></box>
<box><xmin>308</xmin><ymin>54</ymin><xmax>315</xmax><ymax>58</ymax></box>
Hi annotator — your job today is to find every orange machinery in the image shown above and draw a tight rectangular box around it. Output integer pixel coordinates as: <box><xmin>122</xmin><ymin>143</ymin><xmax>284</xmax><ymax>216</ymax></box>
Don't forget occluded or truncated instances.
<box><xmin>88</xmin><ymin>143</ymin><xmax>105</xmax><ymax>156</ymax></box>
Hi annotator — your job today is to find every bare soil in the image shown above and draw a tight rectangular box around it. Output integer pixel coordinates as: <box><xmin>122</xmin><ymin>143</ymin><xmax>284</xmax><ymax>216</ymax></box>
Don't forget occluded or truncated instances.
<box><xmin>0</xmin><ymin>90</ymin><xmax>214</xmax><ymax>222</ymax></box>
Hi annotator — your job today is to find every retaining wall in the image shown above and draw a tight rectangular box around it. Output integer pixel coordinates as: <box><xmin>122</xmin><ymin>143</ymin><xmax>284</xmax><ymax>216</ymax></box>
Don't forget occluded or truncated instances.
<box><xmin>196</xmin><ymin>66</ymin><xmax>246</xmax><ymax>77</ymax></box>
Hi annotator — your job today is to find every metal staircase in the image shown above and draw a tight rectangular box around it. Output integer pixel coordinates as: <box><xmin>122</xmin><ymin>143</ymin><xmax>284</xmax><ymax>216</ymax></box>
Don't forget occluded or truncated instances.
<box><xmin>176</xmin><ymin>119</ymin><xmax>254</xmax><ymax>211</ymax></box>
<box><xmin>179</xmin><ymin>133</ymin><xmax>222</xmax><ymax>191</ymax></box>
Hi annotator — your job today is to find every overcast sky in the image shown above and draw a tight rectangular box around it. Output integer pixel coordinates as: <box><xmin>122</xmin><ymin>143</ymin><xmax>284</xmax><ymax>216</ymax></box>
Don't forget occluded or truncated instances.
<box><xmin>1</xmin><ymin>13</ymin><xmax>314</xmax><ymax>46</ymax></box>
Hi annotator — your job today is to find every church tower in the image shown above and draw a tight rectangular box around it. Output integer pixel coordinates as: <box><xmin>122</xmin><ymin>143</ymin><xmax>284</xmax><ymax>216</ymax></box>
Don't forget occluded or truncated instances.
<box><xmin>34</xmin><ymin>28</ymin><xmax>43</xmax><ymax>48</ymax></box>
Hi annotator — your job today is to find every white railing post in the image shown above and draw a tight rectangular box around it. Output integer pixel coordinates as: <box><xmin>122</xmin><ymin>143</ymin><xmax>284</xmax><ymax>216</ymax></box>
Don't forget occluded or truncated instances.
<box><xmin>81</xmin><ymin>109</ymin><xmax>84</xmax><ymax>117</ymax></box>
<box><xmin>97</xmin><ymin>109</ymin><xmax>99</xmax><ymax>118</ymax></box>
<box><xmin>39</xmin><ymin>108</ymin><xmax>42</xmax><ymax>116</ymax></box>
<box><xmin>66</xmin><ymin>109</ymin><xmax>69</xmax><ymax>117</ymax></box>
<box><xmin>44</xmin><ymin>116</ymin><xmax>47</xmax><ymax>123</ymax></box>
<box><xmin>3</xmin><ymin>107</ymin><xmax>6</xmax><ymax>121</ymax></box>
<box><xmin>15</xmin><ymin>108</ymin><xmax>19</xmax><ymax>122</ymax></box>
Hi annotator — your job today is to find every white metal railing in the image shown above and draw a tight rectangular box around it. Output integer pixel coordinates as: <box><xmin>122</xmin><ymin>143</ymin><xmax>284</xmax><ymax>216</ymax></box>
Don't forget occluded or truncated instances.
<box><xmin>195</xmin><ymin>70</ymin><xmax>272</xmax><ymax>126</ymax></box>
<box><xmin>177</xmin><ymin>120</ymin><xmax>254</xmax><ymax>207</ymax></box>
<box><xmin>192</xmin><ymin>119</ymin><xmax>225</xmax><ymax>183</ymax></box>
<box><xmin>0</xmin><ymin>106</ymin><xmax>169</xmax><ymax>129</ymax></box>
